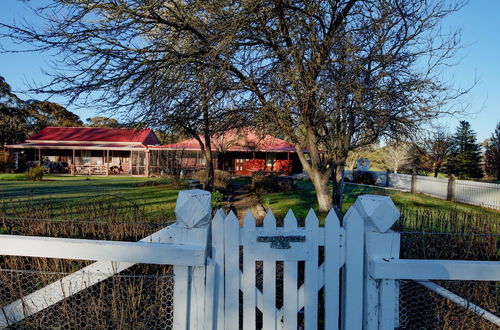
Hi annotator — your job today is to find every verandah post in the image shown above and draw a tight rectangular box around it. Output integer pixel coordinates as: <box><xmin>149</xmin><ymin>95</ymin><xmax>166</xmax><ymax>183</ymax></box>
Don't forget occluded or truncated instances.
<box><xmin>129</xmin><ymin>150</ymin><xmax>133</xmax><ymax>175</ymax></box>
<box><xmin>106</xmin><ymin>150</ymin><xmax>109</xmax><ymax>176</ymax></box>
<box><xmin>72</xmin><ymin>149</ymin><xmax>76</xmax><ymax>175</ymax></box>
<box><xmin>145</xmin><ymin>150</ymin><xmax>150</xmax><ymax>177</ymax></box>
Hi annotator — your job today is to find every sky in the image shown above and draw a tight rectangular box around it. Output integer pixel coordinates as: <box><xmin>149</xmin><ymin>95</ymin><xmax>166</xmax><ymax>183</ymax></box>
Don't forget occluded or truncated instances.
<box><xmin>0</xmin><ymin>0</ymin><xmax>499</xmax><ymax>142</ymax></box>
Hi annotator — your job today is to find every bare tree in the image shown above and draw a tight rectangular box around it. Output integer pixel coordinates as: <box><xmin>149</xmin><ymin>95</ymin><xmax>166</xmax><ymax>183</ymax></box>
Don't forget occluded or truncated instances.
<box><xmin>384</xmin><ymin>143</ymin><xmax>413</xmax><ymax>173</ymax></box>
<box><xmin>143</xmin><ymin>64</ymin><xmax>248</xmax><ymax>190</ymax></box>
<box><xmin>1</xmin><ymin>1</ymin><xmax>247</xmax><ymax>190</ymax></box>
<box><xmin>420</xmin><ymin>129</ymin><xmax>453</xmax><ymax>177</ymax></box>
<box><xmin>345</xmin><ymin>144</ymin><xmax>378</xmax><ymax>171</ymax></box>
<box><xmin>1</xmin><ymin>0</ymin><xmax>469</xmax><ymax>211</ymax></box>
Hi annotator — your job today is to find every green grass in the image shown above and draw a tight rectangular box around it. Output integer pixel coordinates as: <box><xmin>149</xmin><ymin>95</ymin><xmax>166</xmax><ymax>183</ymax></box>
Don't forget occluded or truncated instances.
<box><xmin>0</xmin><ymin>173</ymin><xmax>26</xmax><ymax>181</ymax></box>
<box><xmin>0</xmin><ymin>175</ymin><xmax>182</xmax><ymax>221</ymax></box>
<box><xmin>2</xmin><ymin>174</ymin><xmax>498</xmax><ymax>228</ymax></box>
<box><xmin>263</xmin><ymin>181</ymin><xmax>500</xmax><ymax>221</ymax></box>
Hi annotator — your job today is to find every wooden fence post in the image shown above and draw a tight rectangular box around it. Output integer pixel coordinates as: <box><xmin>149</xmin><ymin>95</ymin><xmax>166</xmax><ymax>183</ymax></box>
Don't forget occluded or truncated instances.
<box><xmin>410</xmin><ymin>167</ymin><xmax>417</xmax><ymax>194</ymax></box>
<box><xmin>173</xmin><ymin>190</ymin><xmax>212</xmax><ymax>330</ymax></box>
<box><xmin>447</xmin><ymin>175</ymin><xmax>456</xmax><ymax>201</ymax></box>
<box><xmin>350</xmin><ymin>195</ymin><xmax>400</xmax><ymax>330</ymax></box>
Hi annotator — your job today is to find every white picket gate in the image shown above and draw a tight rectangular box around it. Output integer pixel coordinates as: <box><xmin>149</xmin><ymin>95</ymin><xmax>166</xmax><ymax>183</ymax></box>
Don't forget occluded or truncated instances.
<box><xmin>1</xmin><ymin>190</ymin><xmax>499</xmax><ymax>329</ymax></box>
<box><xmin>211</xmin><ymin>207</ymin><xmax>364</xmax><ymax>330</ymax></box>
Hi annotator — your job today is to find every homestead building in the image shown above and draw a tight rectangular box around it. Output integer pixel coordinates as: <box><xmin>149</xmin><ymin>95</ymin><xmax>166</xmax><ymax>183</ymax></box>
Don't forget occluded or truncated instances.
<box><xmin>5</xmin><ymin>127</ymin><xmax>159</xmax><ymax>175</ymax></box>
<box><xmin>5</xmin><ymin>127</ymin><xmax>304</xmax><ymax>176</ymax></box>
<box><xmin>150</xmin><ymin>128</ymin><xmax>303</xmax><ymax>176</ymax></box>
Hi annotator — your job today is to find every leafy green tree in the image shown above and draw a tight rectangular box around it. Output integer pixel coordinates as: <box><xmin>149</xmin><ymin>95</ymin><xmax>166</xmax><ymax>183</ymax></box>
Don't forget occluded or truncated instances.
<box><xmin>484</xmin><ymin>122</ymin><xmax>500</xmax><ymax>180</ymax></box>
<box><xmin>0</xmin><ymin>76</ymin><xmax>82</xmax><ymax>145</ymax></box>
<box><xmin>26</xmin><ymin>100</ymin><xmax>83</xmax><ymax>134</ymax></box>
<box><xmin>86</xmin><ymin>116</ymin><xmax>123</xmax><ymax>128</ymax></box>
<box><xmin>445</xmin><ymin>121</ymin><xmax>483</xmax><ymax>179</ymax></box>
<box><xmin>0</xmin><ymin>76</ymin><xmax>28</xmax><ymax>145</ymax></box>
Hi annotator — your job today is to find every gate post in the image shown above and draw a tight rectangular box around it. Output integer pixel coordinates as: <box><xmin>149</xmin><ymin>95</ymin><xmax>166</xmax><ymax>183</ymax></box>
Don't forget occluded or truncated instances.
<box><xmin>172</xmin><ymin>190</ymin><xmax>213</xmax><ymax>330</ymax></box>
<box><xmin>341</xmin><ymin>199</ymin><xmax>365</xmax><ymax>330</ymax></box>
<box><xmin>352</xmin><ymin>195</ymin><xmax>400</xmax><ymax>330</ymax></box>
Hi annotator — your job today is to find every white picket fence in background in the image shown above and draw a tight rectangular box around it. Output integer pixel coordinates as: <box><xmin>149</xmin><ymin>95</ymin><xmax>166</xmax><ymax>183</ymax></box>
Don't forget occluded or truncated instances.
<box><xmin>1</xmin><ymin>190</ymin><xmax>499</xmax><ymax>329</ymax></box>
<box><xmin>388</xmin><ymin>172</ymin><xmax>500</xmax><ymax>209</ymax></box>
<box><xmin>454</xmin><ymin>179</ymin><xmax>500</xmax><ymax>209</ymax></box>
<box><xmin>345</xmin><ymin>170</ymin><xmax>500</xmax><ymax>210</ymax></box>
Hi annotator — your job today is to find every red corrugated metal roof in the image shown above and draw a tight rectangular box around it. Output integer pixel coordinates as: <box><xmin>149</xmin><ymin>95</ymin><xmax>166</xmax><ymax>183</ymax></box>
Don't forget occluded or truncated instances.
<box><xmin>151</xmin><ymin>128</ymin><xmax>298</xmax><ymax>153</ymax></box>
<box><xmin>5</xmin><ymin>142</ymin><xmax>147</xmax><ymax>150</ymax></box>
<box><xmin>27</xmin><ymin>127</ymin><xmax>159</xmax><ymax>145</ymax></box>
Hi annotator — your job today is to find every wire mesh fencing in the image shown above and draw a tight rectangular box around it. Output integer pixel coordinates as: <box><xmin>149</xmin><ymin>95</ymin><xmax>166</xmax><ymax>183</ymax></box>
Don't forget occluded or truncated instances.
<box><xmin>392</xmin><ymin>215</ymin><xmax>499</xmax><ymax>330</ymax></box>
<box><xmin>0</xmin><ymin>215</ymin><xmax>177</xmax><ymax>329</ymax></box>
<box><xmin>0</xmin><ymin>266</ymin><xmax>175</xmax><ymax>329</ymax></box>
<box><xmin>398</xmin><ymin>280</ymin><xmax>500</xmax><ymax>329</ymax></box>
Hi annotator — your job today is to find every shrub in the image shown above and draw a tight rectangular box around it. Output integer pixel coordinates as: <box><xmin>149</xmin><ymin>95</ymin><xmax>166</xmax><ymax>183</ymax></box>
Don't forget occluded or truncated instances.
<box><xmin>24</xmin><ymin>166</ymin><xmax>45</xmax><ymax>181</ymax></box>
<box><xmin>166</xmin><ymin>175</ymin><xmax>183</xmax><ymax>188</ymax></box>
<box><xmin>260</xmin><ymin>196</ymin><xmax>272</xmax><ymax>210</ymax></box>
<box><xmin>251</xmin><ymin>174</ymin><xmax>296</xmax><ymax>195</ymax></box>
<box><xmin>351</xmin><ymin>170</ymin><xmax>376</xmax><ymax>185</ymax></box>
<box><xmin>251</xmin><ymin>174</ymin><xmax>276</xmax><ymax>193</ymax></box>
<box><xmin>211</xmin><ymin>190</ymin><xmax>225</xmax><ymax>208</ymax></box>
<box><xmin>0</xmin><ymin>155</ymin><xmax>15</xmax><ymax>173</ymax></box>
<box><xmin>196</xmin><ymin>169</ymin><xmax>231</xmax><ymax>190</ymax></box>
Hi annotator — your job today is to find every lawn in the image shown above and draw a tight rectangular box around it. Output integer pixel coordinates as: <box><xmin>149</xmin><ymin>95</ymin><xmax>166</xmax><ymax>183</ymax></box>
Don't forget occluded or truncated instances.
<box><xmin>261</xmin><ymin>180</ymin><xmax>500</xmax><ymax>221</ymax></box>
<box><xmin>0</xmin><ymin>175</ymin><xmax>182</xmax><ymax>222</ymax></box>
<box><xmin>0</xmin><ymin>173</ymin><xmax>26</xmax><ymax>181</ymax></box>
<box><xmin>1</xmin><ymin>174</ymin><xmax>498</xmax><ymax>229</ymax></box>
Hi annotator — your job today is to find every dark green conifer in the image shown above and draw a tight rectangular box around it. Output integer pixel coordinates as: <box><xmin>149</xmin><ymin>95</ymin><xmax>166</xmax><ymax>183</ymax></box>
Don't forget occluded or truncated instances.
<box><xmin>445</xmin><ymin>121</ymin><xmax>483</xmax><ymax>179</ymax></box>
<box><xmin>484</xmin><ymin>122</ymin><xmax>500</xmax><ymax>180</ymax></box>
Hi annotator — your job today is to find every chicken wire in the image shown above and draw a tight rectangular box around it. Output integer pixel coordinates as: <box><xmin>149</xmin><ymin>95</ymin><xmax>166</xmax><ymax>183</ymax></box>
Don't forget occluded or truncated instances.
<box><xmin>398</xmin><ymin>279</ymin><xmax>500</xmax><ymax>330</ymax></box>
<box><xmin>0</xmin><ymin>267</ymin><xmax>174</xmax><ymax>329</ymax></box>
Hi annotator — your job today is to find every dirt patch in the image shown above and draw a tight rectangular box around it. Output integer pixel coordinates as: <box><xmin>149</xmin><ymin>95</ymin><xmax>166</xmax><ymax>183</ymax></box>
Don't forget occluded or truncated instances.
<box><xmin>228</xmin><ymin>183</ymin><xmax>266</xmax><ymax>224</ymax></box>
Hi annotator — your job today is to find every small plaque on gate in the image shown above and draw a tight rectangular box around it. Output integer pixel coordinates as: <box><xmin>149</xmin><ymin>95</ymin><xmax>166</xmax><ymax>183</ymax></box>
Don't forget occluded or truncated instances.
<box><xmin>256</xmin><ymin>235</ymin><xmax>306</xmax><ymax>249</ymax></box>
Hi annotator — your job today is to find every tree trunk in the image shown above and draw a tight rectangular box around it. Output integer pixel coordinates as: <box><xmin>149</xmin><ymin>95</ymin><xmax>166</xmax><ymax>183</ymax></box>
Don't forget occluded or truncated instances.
<box><xmin>203</xmin><ymin>130</ymin><xmax>214</xmax><ymax>192</ymax></box>
<box><xmin>332</xmin><ymin>164</ymin><xmax>345</xmax><ymax>213</ymax></box>
<box><xmin>310</xmin><ymin>171</ymin><xmax>332</xmax><ymax>213</ymax></box>
<box><xmin>203</xmin><ymin>147</ymin><xmax>215</xmax><ymax>191</ymax></box>
<box><xmin>201</xmin><ymin>84</ymin><xmax>214</xmax><ymax>192</ymax></box>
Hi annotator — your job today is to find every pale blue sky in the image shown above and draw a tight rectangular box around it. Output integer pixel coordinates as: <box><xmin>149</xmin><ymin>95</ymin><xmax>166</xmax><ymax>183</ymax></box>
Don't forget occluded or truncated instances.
<box><xmin>1</xmin><ymin>0</ymin><xmax>499</xmax><ymax>141</ymax></box>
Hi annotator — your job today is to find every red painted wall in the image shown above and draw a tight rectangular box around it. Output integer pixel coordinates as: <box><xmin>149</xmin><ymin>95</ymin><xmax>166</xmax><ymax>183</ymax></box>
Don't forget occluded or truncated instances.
<box><xmin>235</xmin><ymin>159</ymin><xmax>293</xmax><ymax>175</ymax></box>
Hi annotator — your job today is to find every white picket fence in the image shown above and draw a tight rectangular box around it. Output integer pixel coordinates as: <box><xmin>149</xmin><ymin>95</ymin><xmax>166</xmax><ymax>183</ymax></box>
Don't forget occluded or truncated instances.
<box><xmin>1</xmin><ymin>190</ymin><xmax>499</xmax><ymax>329</ymax></box>
<box><xmin>345</xmin><ymin>170</ymin><xmax>500</xmax><ymax>210</ymax></box>
<box><xmin>388</xmin><ymin>172</ymin><xmax>500</xmax><ymax>210</ymax></box>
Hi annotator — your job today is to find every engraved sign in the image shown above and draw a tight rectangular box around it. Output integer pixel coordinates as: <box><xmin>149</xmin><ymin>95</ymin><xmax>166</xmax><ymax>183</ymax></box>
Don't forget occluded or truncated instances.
<box><xmin>256</xmin><ymin>235</ymin><xmax>306</xmax><ymax>249</ymax></box>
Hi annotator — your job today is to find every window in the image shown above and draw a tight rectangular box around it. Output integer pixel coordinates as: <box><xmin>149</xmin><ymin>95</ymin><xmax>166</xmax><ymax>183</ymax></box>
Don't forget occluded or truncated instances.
<box><xmin>265</xmin><ymin>153</ymin><xmax>276</xmax><ymax>167</ymax></box>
